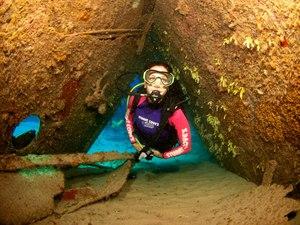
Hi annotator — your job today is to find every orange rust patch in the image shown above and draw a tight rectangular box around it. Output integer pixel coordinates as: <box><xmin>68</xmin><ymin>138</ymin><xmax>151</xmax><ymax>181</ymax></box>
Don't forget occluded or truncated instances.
<box><xmin>57</xmin><ymin>79</ymin><xmax>80</xmax><ymax>119</ymax></box>
<box><xmin>62</xmin><ymin>189</ymin><xmax>78</xmax><ymax>201</ymax></box>
<box><xmin>279</xmin><ymin>38</ymin><xmax>288</xmax><ymax>47</ymax></box>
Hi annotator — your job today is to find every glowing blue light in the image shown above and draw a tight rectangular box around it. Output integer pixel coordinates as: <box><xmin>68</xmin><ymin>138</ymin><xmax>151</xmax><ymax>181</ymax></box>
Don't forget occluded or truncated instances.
<box><xmin>12</xmin><ymin>115</ymin><xmax>41</xmax><ymax>138</ymax></box>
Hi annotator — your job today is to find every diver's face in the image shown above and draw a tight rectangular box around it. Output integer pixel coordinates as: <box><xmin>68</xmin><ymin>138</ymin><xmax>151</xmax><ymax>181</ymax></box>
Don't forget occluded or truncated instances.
<box><xmin>144</xmin><ymin>65</ymin><xmax>169</xmax><ymax>100</ymax></box>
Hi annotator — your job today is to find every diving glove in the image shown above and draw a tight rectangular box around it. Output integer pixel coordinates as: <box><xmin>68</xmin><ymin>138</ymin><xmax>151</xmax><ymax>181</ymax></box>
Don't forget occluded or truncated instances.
<box><xmin>135</xmin><ymin>147</ymin><xmax>154</xmax><ymax>161</ymax></box>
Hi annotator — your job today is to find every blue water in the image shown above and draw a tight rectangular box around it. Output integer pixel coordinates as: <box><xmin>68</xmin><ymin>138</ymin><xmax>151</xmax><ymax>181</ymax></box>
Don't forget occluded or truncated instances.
<box><xmin>12</xmin><ymin>115</ymin><xmax>41</xmax><ymax>138</ymax></box>
<box><xmin>87</xmin><ymin>97</ymin><xmax>214</xmax><ymax>170</ymax></box>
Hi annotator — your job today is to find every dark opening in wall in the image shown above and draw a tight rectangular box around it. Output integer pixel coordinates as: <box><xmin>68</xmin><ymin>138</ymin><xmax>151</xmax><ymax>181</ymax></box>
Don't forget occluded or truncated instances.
<box><xmin>11</xmin><ymin>115</ymin><xmax>41</xmax><ymax>149</ymax></box>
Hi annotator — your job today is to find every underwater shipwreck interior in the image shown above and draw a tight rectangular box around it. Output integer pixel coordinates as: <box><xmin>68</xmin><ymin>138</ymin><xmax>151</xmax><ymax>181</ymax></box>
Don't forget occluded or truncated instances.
<box><xmin>0</xmin><ymin>0</ymin><xmax>299</xmax><ymax>224</ymax></box>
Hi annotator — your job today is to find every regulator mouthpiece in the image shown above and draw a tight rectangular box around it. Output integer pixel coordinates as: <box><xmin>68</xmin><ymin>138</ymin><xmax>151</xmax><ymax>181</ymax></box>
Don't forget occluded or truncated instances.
<box><xmin>149</xmin><ymin>90</ymin><xmax>163</xmax><ymax>104</ymax></box>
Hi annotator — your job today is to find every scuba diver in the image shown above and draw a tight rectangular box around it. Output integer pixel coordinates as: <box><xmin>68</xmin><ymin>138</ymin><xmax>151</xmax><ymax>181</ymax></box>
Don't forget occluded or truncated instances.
<box><xmin>125</xmin><ymin>62</ymin><xmax>192</xmax><ymax>160</ymax></box>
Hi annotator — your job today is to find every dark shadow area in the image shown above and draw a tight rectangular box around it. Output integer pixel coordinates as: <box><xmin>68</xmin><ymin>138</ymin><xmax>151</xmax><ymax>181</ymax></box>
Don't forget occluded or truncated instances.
<box><xmin>11</xmin><ymin>115</ymin><xmax>41</xmax><ymax>149</ymax></box>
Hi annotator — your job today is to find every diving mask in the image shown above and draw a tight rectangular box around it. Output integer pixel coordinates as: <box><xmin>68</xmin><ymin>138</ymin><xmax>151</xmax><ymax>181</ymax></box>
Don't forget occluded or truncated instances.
<box><xmin>143</xmin><ymin>69</ymin><xmax>175</xmax><ymax>86</ymax></box>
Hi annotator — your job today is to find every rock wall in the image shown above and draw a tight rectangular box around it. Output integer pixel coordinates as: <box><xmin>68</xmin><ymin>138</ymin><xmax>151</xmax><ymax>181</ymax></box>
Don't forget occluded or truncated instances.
<box><xmin>150</xmin><ymin>0</ymin><xmax>299</xmax><ymax>185</ymax></box>
<box><xmin>0</xmin><ymin>0</ymin><xmax>154</xmax><ymax>154</ymax></box>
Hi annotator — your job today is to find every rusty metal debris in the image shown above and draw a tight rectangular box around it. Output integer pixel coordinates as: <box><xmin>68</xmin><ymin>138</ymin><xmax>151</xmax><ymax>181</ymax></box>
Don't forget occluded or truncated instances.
<box><xmin>0</xmin><ymin>152</ymin><xmax>136</xmax><ymax>223</ymax></box>
<box><xmin>262</xmin><ymin>160</ymin><xmax>278</xmax><ymax>186</ymax></box>
<box><xmin>64</xmin><ymin>28</ymin><xmax>143</xmax><ymax>39</ymax></box>
<box><xmin>54</xmin><ymin>160</ymin><xmax>133</xmax><ymax>215</ymax></box>
<box><xmin>0</xmin><ymin>152</ymin><xmax>135</xmax><ymax>171</ymax></box>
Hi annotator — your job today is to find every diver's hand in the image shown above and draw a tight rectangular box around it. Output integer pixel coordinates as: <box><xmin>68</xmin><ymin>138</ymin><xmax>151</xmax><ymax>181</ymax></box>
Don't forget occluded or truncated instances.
<box><xmin>151</xmin><ymin>149</ymin><xmax>163</xmax><ymax>158</ymax></box>
<box><xmin>134</xmin><ymin>147</ymin><xmax>153</xmax><ymax>161</ymax></box>
<box><xmin>138</xmin><ymin>151</ymin><xmax>153</xmax><ymax>160</ymax></box>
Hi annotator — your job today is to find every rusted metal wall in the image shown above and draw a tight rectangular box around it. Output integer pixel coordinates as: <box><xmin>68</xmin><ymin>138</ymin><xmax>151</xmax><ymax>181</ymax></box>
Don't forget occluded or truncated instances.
<box><xmin>0</xmin><ymin>0</ymin><xmax>155</xmax><ymax>154</ymax></box>
<box><xmin>149</xmin><ymin>0</ymin><xmax>299</xmax><ymax>185</ymax></box>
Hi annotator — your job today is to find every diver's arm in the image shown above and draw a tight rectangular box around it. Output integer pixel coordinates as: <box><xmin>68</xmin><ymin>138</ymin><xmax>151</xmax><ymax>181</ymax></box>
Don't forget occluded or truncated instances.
<box><xmin>125</xmin><ymin>105</ymin><xmax>145</xmax><ymax>152</ymax></box>
<box><xmin>125</xmin><ymin>109</ymin><xmax>137</xmax><ymax>144</ymax></box>
<box><xmin>162</xmin><ymin>109</ymin><xmax>192</xmax><ymax>159</ymax></box>
<box><xmin>125</xmin><ymin>96</ymin><xmax>137</xmax><ymax>144</ymax></box>
<box><xmin>125</xmin><ymin>107</ymin><xmax>144</xmax><ymax>152</ymax></box>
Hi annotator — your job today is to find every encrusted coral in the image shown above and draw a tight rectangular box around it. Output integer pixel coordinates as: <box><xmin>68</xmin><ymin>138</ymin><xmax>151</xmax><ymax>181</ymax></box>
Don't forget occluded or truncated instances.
<box><xmin>224</xmin><ymin>0</ymin><xmax>299</xmax><ymax>54</ymax></box>
<box><xmin>228</xmin><ymin>140</ymin><xmax>238</xmax><ymax>158</ymax></box>
<box><xmin>219</xmin><ymin>75</ymin><xmax>245</xmax><ymax>99</ymax></box>
<box><xmin>206</xmin><ymin>114</ymin><xmax>220</xmax><ymax>134</ymax></box>
<box><xmin>243</xmin><ymin>36</ymin><xmax>261</xmax><ymax>51</ymax></box>
<box><xmin>199</xmin><ymin>112</ymin><xmax>239</xmax><ymax>159</ymax></box>
<box><xmin>183</xmin><ymin>64</ymin><xmax>200</xmax><ymax>84</ymax></box>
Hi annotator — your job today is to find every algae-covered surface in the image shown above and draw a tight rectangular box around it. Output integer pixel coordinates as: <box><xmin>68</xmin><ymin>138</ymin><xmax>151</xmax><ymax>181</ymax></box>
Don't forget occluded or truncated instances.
<box><xmin>19</xmin><ymin>166</ymin><xmax>58</xmax><ymax>180</ymax></box>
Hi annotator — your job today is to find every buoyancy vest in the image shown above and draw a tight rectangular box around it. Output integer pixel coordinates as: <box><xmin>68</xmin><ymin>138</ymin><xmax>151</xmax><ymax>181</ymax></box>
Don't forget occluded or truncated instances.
<box><xmin>130</xmin><ymin>94</ymin><xmax>187</xmax><ymax>152</ymax></box>
<box><xmin>132</xmin><ymin>99</ymin><xmax>177</xmax><ymax>151</ymax></box>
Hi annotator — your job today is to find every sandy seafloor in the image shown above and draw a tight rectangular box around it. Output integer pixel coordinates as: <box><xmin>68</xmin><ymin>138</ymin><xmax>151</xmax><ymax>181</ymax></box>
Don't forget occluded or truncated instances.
<box><xmin>26</xmin><ymin>96</ymin><xmax>299</xmax><ymax>225</ymax></box>
<box><xmin>32</xmin><ymin>161</ymin><xmax>299</xmax><ymax>225</ymax></box>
